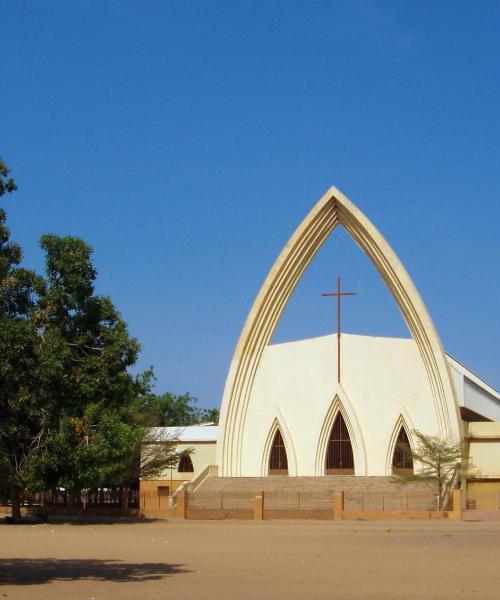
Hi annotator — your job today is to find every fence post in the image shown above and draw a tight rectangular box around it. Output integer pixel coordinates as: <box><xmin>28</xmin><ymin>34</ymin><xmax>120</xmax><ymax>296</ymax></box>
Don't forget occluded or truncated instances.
<box><xmin>175</xmin><ymin>490</ymin><xmax>188</xmax><ymax>519</ymax></box>
<box><xmin>450</xmin><ymin>489</ymin><xmax>461</xmax><ymax>521</ymax></box>
<box><xmin>254</xmin><ymin>491</ymin><xmax>264</xmax><ymax>520</ymax></box>
<box><xmin>402</xmin><ymin>492</ymin><xmax>409</xmax><ymax>514</ymax></box>
<box><xmin>334</xmin><ymin>491</ymin><xmax>344</xmax><ymax>520</ymax></box>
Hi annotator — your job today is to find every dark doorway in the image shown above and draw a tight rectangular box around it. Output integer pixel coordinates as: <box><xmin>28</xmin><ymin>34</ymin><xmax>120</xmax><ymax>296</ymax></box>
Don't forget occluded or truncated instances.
<box><xmin>392</xmin><ymin>427</ymin><xmax>413</xmax><ymax>472</ymax></box>
<box><xmin>269</xmin><ymin>430</ymin><xmax>289</xmax><ymax>475</ymax></box>
<box><xmin>325</xmin><ymin>413</ymin><xmax>354</xmax><ymax>474</ymax></box>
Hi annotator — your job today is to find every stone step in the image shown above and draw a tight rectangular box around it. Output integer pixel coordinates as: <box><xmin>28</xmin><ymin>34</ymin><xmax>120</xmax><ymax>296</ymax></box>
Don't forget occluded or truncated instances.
<box><xmin>198</xmin><ymin>476</ymin><xmax>434</xmax><ymax>494</ymax></box>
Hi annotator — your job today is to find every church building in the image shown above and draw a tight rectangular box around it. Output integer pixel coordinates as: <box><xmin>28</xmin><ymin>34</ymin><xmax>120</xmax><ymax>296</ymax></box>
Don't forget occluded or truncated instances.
<box><xmin>141</xmin><ymin>188</ymin><xmax>500</xmax><ymax>511</ymax></box>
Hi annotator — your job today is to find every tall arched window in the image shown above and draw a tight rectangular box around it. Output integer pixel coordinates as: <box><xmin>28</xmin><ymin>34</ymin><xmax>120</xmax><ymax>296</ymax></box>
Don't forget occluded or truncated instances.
<box><xmin>392</xmin><ymin>427</ymin><xmax>413</xmax><ymax>472</ymax></box>
<box><xmin>269</xmin><ymin>430</ymin><xmax>288</xmax><ymax>475</ymax></box>
<box><xmin>326</xmin><ymin>413</ymin><xmax>354</xmax><ymax>474</ymax></box>
<box><xmin>178</xmin><ymin>452</ymin><xmax>194</xmax><ymax>473</ymax></box>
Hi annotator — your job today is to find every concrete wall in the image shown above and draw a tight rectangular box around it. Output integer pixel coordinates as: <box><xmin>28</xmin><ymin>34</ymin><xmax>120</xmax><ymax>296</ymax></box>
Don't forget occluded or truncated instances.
<box><xmin>239</xmin><ymin>333</ymin><xmax>445</xmax><ymax>477</ymax></box>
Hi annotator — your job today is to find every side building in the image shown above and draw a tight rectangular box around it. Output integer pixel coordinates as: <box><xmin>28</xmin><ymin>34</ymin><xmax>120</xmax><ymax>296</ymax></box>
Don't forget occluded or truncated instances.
<box><xmin>139</xmin><ymin>424</ymin><xmax>218</xmax><ymax>512</ymax></box>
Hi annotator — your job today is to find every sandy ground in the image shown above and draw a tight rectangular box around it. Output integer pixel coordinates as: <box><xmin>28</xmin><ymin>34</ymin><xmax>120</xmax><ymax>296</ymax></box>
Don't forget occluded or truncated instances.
<box><xmin>1</xmin><ymin>518</ymin><xmax>500</xmax><ymax>599</ymax></box>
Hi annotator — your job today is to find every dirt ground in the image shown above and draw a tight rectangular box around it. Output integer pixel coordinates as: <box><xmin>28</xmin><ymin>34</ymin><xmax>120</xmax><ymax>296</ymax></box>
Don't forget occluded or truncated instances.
<box><xmin>1</xmin><ymin>518</ymin><xmax>499</xmax><ymax>599</ymax></box>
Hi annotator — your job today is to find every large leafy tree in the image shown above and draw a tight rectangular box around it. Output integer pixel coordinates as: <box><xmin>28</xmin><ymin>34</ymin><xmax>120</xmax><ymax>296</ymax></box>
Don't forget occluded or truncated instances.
<box><xmin>1</xmin><ymin>157</ymin><xmax>214</xmax><ymax>518</ymax></box>
<box><xmin>34</xmin><ymin>234</ymin><xmax>144</xmax><ymax>497</ymax></box>
<box><xmin>0</xmin><ymin>158</ymin><xmax>145</xmax><ymax>515</ymax></box>
<box><xmin>0</xmin><ymin>159</ymin><xmax>45</xmax><ymax>519</ymax></box>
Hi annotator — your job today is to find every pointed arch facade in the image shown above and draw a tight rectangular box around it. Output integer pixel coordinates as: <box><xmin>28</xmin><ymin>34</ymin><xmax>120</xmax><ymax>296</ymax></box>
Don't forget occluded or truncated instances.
<box><xmin>260</xmin><ymin>416</ymin><xmax>297</xmax><ymax>476</ymax></box>
<box><xmin>326</xmin><ymin>412</ymin><xmax>354</xmax><ymax>474</ymax></box>
<box><xmin>269</xmin><ymin>430</ymin><xmax>288</xmax><ymax>474</ymax></box>
<box><xmin>315</xmin><ymin>392</ymin><xmax>367</xmax><ymax>476</ymax></box>
<box><xmin>386</xmin><ymin>415</ymin><xmax>414</xmax><ymax>475</ymax></box>
<box><xmin>217</xmin><ymin>187</ymin><xmax>461</xmax><ymax>476</ymax></box>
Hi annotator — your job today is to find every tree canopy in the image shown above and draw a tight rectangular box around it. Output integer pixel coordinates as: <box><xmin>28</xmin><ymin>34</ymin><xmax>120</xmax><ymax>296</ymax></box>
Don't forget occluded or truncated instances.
<box><xmin>0</xmin><ymin>159</ymin><xmax>17</xmax><ymax>197</ymax></box>
<box><xmin>137</xmin><ymin>374</ymin><xmax>219</xmax><ymax>427</ymax></box>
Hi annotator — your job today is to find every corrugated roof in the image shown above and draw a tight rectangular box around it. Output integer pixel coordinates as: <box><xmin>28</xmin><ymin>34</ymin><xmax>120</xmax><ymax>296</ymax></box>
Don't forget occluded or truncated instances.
<box><xmin>145</xmin><ymin>425</ymin><xmax>218</xmax><ymax>442</ymax></box>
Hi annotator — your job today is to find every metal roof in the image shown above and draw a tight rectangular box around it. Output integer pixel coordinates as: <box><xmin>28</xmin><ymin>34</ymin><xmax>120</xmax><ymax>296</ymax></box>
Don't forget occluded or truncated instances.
<box><xmin>145</xmin><ymin>425</ymin><xmax>218</xmax><ymax>443</ymax></box>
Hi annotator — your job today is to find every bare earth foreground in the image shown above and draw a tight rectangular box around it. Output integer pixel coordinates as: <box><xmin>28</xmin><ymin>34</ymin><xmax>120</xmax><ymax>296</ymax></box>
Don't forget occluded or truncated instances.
<box><xmin>1</xmin><ymin>519</ymin><xmax>499</xmax><ymax>599</ymax></box>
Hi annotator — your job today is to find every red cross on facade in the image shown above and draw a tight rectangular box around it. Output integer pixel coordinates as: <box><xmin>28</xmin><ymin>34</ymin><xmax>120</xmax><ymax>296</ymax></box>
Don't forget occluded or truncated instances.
<box><xmin>321</xmin><ymin>276</ymin><xmax>357</xmax><ymax>383</ymax></box>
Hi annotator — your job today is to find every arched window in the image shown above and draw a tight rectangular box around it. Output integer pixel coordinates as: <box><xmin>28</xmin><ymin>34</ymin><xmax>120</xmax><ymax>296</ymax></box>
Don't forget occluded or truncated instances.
<box><xmin>326</xmin><ymin>413</ymin><xmax>354</xmax><ymax>474</ymax></box>
<box><xmin>178</xmin><ymin>452</ymin><xmax>194</xmax><ymax>473</ymax></box>
<box><xmin>269</xmin><ymin>430</ymin><xmax>288</xmax><ymax>475</ymax></box>
<box><xmin>392</xmin><ymin>427</ymin><xmax>413</xmax><ymax>472</ymax></box>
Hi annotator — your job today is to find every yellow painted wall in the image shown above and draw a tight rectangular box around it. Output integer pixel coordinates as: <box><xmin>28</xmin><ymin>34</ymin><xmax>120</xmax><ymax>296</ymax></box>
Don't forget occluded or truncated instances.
<box><xmin>468</xmin><ymin>422</ymin><xmax>500</xmax><ymax>438</ymax></box>
<box><xmin>142</xmin><ymin>441</ymin><xmax>216</xmax><ymax>481</ymax></box>
<box><xmin>467</xmin><ymin>481</ymin><xmax>500</xmax><ymax>510</ymax></box>
<box><xmin>139</xmin><ymin>479</ymin><xmax>187</xmax><ymax>513</ymax></box>
<box><xmin>466</xmin><ymin>423</ymin><xmax>500</xmax><ymax>509</ymax></box>
<box><xmin>139</xmin><ymin>439</ymin><xmax>216</xmax><ymax>512</ymax></box>
<box><xmin>468</xmin><ymin>422</ymin><xmax>500</xmax><ymax>479</ymax></box>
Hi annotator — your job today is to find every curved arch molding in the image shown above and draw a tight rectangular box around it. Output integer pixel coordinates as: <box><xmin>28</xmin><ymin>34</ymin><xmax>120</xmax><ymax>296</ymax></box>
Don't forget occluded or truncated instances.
<box><xmin>216</xmin><ymin>187</ymin><xmax>461</xmax><ymax>476</ymax></box>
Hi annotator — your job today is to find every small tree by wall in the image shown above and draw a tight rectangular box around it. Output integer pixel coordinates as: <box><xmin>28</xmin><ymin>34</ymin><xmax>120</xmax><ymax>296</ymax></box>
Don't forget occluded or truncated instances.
<box><xmin>391</xmin><ymin>430</ymin><xmax>472</xmax><ymax>510</ymax></box>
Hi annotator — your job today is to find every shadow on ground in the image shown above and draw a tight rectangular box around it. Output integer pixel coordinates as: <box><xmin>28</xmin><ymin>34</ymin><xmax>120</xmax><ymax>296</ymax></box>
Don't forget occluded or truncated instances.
<box><xmin>0</xmin><ymin>558</ymin><xmax>190</xmax><ymax>585</ymax></box>
<box><xmin>2</xmin><ymin>516</ymin><xmax>166</xmax><ymax>526</ymax></box>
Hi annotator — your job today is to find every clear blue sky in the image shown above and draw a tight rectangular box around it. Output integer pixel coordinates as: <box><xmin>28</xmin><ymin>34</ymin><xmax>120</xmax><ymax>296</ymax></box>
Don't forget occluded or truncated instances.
<box><xmin>2</xmin><ymin>1</ymin><xmax>499</xmax><ymax>406</ymax></box>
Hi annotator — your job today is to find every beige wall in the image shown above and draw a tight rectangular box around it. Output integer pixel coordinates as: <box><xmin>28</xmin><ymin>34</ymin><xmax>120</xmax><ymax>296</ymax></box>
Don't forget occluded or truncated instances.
<box><xmin>467</xmin><ymin>481</ymin><xmax>500</xmax><ymax>510</ymax></box>
<box><xmin>468</xmin><ymin>422</ymin><xmax>500</xmax><ymax>479</ymax></box>
<box><xmin>466</xmin><ymin>423</ymin><xmax>500</xmax><ymax>510</ymax></box>
<box><xmin>139</xmin><ymin>479</ymin><xmax>184</xmax><ymax>513</ymax></box>
<box><xmin>141</xmin><ymin>440</ymin><xmax>217</xmax><ymax>482</ymax></box>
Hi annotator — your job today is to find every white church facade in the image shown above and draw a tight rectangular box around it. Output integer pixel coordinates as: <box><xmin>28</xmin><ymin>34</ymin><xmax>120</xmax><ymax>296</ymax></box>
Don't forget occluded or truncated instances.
<box><xmin>141</xmin><ymin>188</ymin><xmax>500</xmax><ymax>510</ymax></box>
<box><xmin>232</xmin><ymin>333</ymin><xmax>463</xmax><ymax>478</ymax></box>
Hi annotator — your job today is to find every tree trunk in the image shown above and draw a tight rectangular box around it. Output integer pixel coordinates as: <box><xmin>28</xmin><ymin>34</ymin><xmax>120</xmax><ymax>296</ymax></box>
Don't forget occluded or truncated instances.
<box><xmin>10</xmin><ymin>487</ymin><xmax>22</xmax><ymax>521</ymax></box>
<box><xmin>121</xmin><ymin>486</ymin><xmax>129</xmax><ymax>511</ymax></box>
<box><xmin>68</xmin><ymin>491</ymin><xmax>81</xmax><ymax>510</ymax></box>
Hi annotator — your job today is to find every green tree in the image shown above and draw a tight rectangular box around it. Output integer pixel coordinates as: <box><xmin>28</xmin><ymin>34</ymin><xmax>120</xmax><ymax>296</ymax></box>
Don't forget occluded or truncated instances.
<box><xmin>0</xmin><ymin>157</ymin><xmax>209</xmax><ymax>517</ymax></box>
<box><xmin>391</xmin><ymin>430</ymin><xmax>469</xmax><ymax>509</ymax></box>
<box><xmin>34</xmin><ymin>234</ymin><xmax>143</xmax><ymax>499</ymax></box>
<box><xmin>0</xmin><ymin>159</ymin><xmax>17</xmax><ymax>197</ymax></box>
<box><xmin>137</xmin><ymin>378</ymin><xmax>219</xmax><ymax>427</ymax></box>
<box><xmin>0</xmin><ymin>159</ymin><xmax>46</xmax><ymax>519</ymax></box>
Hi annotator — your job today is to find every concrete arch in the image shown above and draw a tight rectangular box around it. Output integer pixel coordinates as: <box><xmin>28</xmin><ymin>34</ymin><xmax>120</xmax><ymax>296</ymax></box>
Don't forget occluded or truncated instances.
<box><xmin>315</xmin><ymin>389</ymin><xmax>367</xmax><ymax>476</ymax></box>
<box><xmin>217</xmin><ymin>187</ymin><xmax>461</xmax><ymax>476</ymax></box>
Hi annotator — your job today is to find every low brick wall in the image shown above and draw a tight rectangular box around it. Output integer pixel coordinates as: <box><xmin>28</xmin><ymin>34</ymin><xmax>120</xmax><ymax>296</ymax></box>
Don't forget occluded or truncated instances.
<box><xmin>187</xmin><ymin>508</ymin><xmax>254</xmax><ymax>520</ymax></box>
<box><xmin>343</xmin><ymin>510</ymin><xmax>453</xmax><ymax>520</ymax></box>
<box><xmin>264</xmin><ymin>508</ymin><xmax>333</xmax><ymax>520</ymax></box>
<box><xmin>175</xmin><ymin>489</ymin><xmax>462</xmax><ymax>521</ymax></box>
